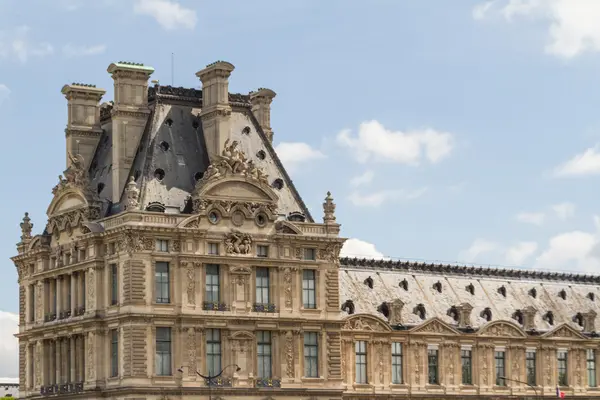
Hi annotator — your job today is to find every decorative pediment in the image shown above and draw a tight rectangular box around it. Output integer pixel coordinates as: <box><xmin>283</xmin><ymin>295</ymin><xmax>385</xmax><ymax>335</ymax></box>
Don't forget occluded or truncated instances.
<box><xmin>229</xmin><ymin>265</ymin><xmax>252</xmax><ymax>275</ymax></box>
<box><xmin>410</xmin><ymin>317</ymin><xmax>460</xmax><ymax>335</ymax></box>
<box><xmin>542</xmin><ymin>323</ymin><xmax>587</xmax><ymax>340</ymax></box>
<box><xmin>191</xmin><ymin>140</ymin><xmax>279</xmax><ymax>213</ymax></box>
<box><xmin>275</xmin><ymin>220</ymin><xmax>303</xmax><ymax>235</ymax></box>
<box><xmin>178</xmin><ymin>215</ymin><xmax>200</xmax><ymax>229</ymax></box>
<box><xmin>478</xmin><ymin>320</ymin><xmax>527</xmax><ymax>338</ymax></box>
<box><xmin>229</xmin><ymin>330</ymin><xmax>255</xmax><ymax>340</ymax></box>
<box><xmin>342</xmin><ymin>314</ymin><xmax>392</xmax><ymax>332</ymax></box>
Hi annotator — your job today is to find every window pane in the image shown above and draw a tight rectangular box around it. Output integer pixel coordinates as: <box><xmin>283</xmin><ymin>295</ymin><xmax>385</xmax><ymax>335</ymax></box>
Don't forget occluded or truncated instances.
<box><xmin>428</xmin><ymin>349</ymin><xmax>438</xmax><ymax>384</ymax></box>
<box><xmin>257</xmin><ymin>331</ymin><xmax>272</xmax><ymax>378</ymax></box>
<box><xmin>526</xmin><ymin>351</ymin><xmax>536</xmax><ymax>386</ymax></box>
<box><xmin>461</xmin><ymin>350</ymin><xmax>472</xmax><ymax>385</ymax></box>
<box><xmin>155</xmin><ymin>327</ymin><xmax>171</xmax><ymax>376</ymax></box>
<box><xmin>111</xmin><ymin>264</ymin><xmax>118</xmax><ymax>305</ymax></box>
<box><xmin>558</xmin><ymin>351</ymin><xmax>568</xmax><ymax>386</ymax></box>
<box><xmin>206</xmin><ymin>329</ymin><xmax>221</xmax><ymax>376</ymax></box>
<box><xmin>495</xmin><ymin>351</ymin><xmax>506</xmax><ymax>386</ymax></box>
<box><xmin>355</xmin><ymin>341</ymin><xmax>367</xmax><ymax>384</ymax></box>
<box><xmin>205</xmin><ymin>264</ymin><xmax>220</xmax><ymax>303</ymax></box>
<box><xmin>391</xmin><ymin>342</ymin><xmax>403</xmax><ymax>384</ymax></box>
<box><xmin>110</xmin><ymin>329</ymin><xmax>118</xmax><ymax>377</ymax></box>
<box><xmin>155</xmin><ymin>262</ymin><xmax>170</xmax><ymax>303</ymax></box>
<box><xmin>302</xmin><ymin>270</ymin><xmax>316</xmax><ymax>309</ymax></box>
<box><xmin>256</xmin><ymin>267</ymin><xmax>270</xmax><ymax>304</ymax></box>
<box><xmin>304</xmin><ymin>332</ymin><xmax>319</xmax><ymax>378</ymax></box>
<box><xmin>588</xmin><ymin>349</ymin><xmax>597</xmax><ymax>387</ymax></box>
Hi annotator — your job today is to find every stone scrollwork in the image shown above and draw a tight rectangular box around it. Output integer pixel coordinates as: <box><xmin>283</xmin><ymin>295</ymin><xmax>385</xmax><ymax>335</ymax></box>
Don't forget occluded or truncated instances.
<box><xmin>185</xmin><ymin>262</ymin><xmax>196</xmax><ymax>305</ymax></box>
<box><xmin>224</xmin><ymin>230</ymin><xmax>252</xmax><ymax>255</ymax></box>
<box><xmin>36</xmin><ymin>281</ymin><xmax>43</xmax><ymax>321</ymax></box>
<box><xmin>87</xmin><ymin>268</ymin><xmax>95</xmax><ymax>310</ymax></box>
<box><xmin>87</xmin><ymin>332</ymin><xmax>95</xmax><ymax>380</ymax></box>
<box><xmin>187</xmin><ymin>327</ymin><xmax>197</xmax><ymax>376</ymax></box>
<box><xmin>283</xmin><ymin>267</ymin><xmax>294</xmax><ymax>308</ymax></box>
<box><xmin>35</xmin><ymin>342</ymin><xmax>41</xmax><ymax>386</ymax></box>
<box><xmin>285</xmin><ymin>330</ymin><xmax>294</xmax><ymax>378</ymax></box>
<box><xmin>198</xmin><ymin>139</ymin><xmax>269</xmax><ymax>185</ymax></box>
<box><xmin>318</xmin><ymin>243</ymin><xmax>341</xmax><ymax>263</ymax></box>
<box><xmin>118</xmin><ymin>231</ymin><xmax>154</xmax><ymax>254</ymax></box>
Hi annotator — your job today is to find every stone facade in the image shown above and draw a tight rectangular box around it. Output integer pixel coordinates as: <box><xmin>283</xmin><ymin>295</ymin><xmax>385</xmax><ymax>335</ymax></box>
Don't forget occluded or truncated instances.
<box><xmin>12</xmin><ymin>60</ymin><xmax>600</xmax><ymax>400</ymax></box>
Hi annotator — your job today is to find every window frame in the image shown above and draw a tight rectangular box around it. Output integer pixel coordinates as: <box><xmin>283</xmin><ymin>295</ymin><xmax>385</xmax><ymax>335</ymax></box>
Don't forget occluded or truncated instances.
<box><xmin>495</xmin><ymin>351</ymin><xmax>506</xmax><ymax>386</ymax></box>
<box><xmin>461</xmin><ymin>349</ymin><xmax>472</xmax><ymax>385</ymax></box>
<box><xmin>355</xmin><ymin>340</ymin><xmax>368</xmax><ymax>384</ymax></box>
<box><xmin>303</xmin><ymin>248</ymin><xmax>316</xmax><ymax>261</ymax></box>
<box><xmin>526</xmin><ymin>350</ymin><xmax>537</xmax><ymax>387</ymax></box>
<box><xmin>206</xmin><ymin>328</ymin><xmax>222</xmax><ymax>377</ymax></box>
<box><xmin>110</xmin><ymin>329</ymin><xmax>119</xmax><ymax>378</ymax></box>
<box><xmin>110</xmin><ymin>263</ymin><xmax>118</xmax><ymax>306</ymax></box>
<box><xmin>558</xmin><ymin>350</ymin><xmax>568</xmax><ymax>387</ymax></box>
<box><xmin>205</xmin><ymin>264</ymin><xmax>220</xmax><ymax>303</ymax></box>
<box><xmin>588</xmin><ymin>349</ymin><xmax>597</xmax><ymax>388</ymax></box>
<box><xmin>255</xmin><ymin>267</ymin><xmax>270</xmax><ymax>304</ymax></box>
<box><xmin>207</xmin><ymin>242</ymin><xmax>219</xmax><ymax>256</ymax></box>
<box><xmin>428</xmin><ymin>349</ymin><xmax>439</xmax><ymax>385</ymax></box>
<box><xmin>257</xmin><ymin>245</ymin><xmax>269</xmax><ymax>258</ymax></box>
<box><xmin>257</xmin><ymin>331</ymin><xmax>272</xmax><ymax>379</ymax></box>
<box><xmin>155</xmin><ymin>239</ymin><xmax>169</xmax><ymax>252</ymax></box>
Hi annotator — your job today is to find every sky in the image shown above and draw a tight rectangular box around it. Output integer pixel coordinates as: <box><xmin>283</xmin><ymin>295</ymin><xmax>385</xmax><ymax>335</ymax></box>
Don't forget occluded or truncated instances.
<box><xmin>2</xmin><ymin>0</ymin><xmax>600</xmax><ymax>378</ymax></box>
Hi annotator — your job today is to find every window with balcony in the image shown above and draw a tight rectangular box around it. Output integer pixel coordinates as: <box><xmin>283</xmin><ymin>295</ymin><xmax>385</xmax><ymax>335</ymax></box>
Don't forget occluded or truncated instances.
<box><xmin>208</xmin><ymin>243</ymin><xmax>219</xmax><ymax>256</ymax></box>
<box><xmin>355</xmin><ymin>341</ymin><xmax>368</xmax><ymax>384</ymax></box>
<box><xmin>304</xmin><ymin>332</ymin><xmax>319</xmax><ymax>378</ymax></box>
<box><xmin>257</xmin><ymin>245</ymin><xmax>268</xmax><ymax>258</ymax></box>
<box><xmin>428</xmin><ymin>349</ymin><xmax>439</xmax><ymax>384</ymax></box>
<box><xmin>588</xmin><ymin>349</ymin><xmax>597</xmax><ymax>387</ymax></box>
<box><xmin>155</xmin><ymin>327</ymin><xmax>172</xmax><ymax>376</ymax></box>
<box><xmin>206</xmin><ymin>329</ymin><xmax>222</xmax><ymax>376</ymax></box>
<box><xmin>257</xmin><ymin>331</ymin><xmax>272</xmax><ymax>379</ymax></box>
<box><xmin>495</xmin><ymin>351</ymin><xmax>506</xmax><ymax>386</ymax></box>
<box><xmin>254</xmin><ymin>267</ymin><xmax>274</xmax><ymax>312</ymax></box>
<box><xmin>302</xmin><ymin>270</ymin><xmax>316</xmax><ymax>309</ymax></box>
<box><xmin>391</xmin><ymin>342</ymin><xmax>403</xmax><ymax>384</ymax></box>
<box><xmin>526</xmin><ymin>351</ymin><xmax>536</xmax><ymax>386</ymax></box>
<box><xmin>110</xmin><ymin>263</ymin><xmax>118</xmax><ymax>306</ymax></box>
<box><xmin>110</xmin><ymin>329</ymin><xmax>118</xmax><ymax>377</ymax></box>
<box><xmin>155</xmin><ymin>262</ymin><xmax>170</xmax><ymax>304</ymax></box>
<box><xmin>558</xmin><ymin>350</ymin><xmax>568</xmax><ymax>386</ymax></box>
<box><xmin>461</xmin><ymin>349</ymin><xmax>472</xmax><ymax>385</ymax></box>
<box><xmin>155</xmin><ymin>239</ymin><xmax>169</xmax><ymax>252</ymax></box>
<box><xmin>204</xmin><ymin>264</ymin><xmax>224</xmax><ymax>310</ymax></box>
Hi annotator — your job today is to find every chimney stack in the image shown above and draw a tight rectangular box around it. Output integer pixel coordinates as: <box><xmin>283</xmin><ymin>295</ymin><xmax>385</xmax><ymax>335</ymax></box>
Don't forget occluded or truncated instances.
<box><xmin>250</xmin><ymin>88</ymin><xmax>276</xmax><ymax>143</ymax></box>
<box><xmin>196</xmin><ymin>61</ymin><xmax>235</xmax><ymax>162</ymax></box>
<box><xmin>61</xmin><ymin>83</ymin><xmax>106</xmax><ymax>170</ymax></box>
<box><xmin>107</xmin><ymin>61</ymin><xmax>154</xmax><ymax>203</ymax></box>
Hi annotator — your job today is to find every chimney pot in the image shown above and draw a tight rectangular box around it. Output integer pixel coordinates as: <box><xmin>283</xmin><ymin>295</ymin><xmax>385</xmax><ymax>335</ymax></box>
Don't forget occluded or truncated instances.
<box><xmin>250</xmin><ymin>88</ymin><xmax>276</xmax><ymax>142</ymax></box>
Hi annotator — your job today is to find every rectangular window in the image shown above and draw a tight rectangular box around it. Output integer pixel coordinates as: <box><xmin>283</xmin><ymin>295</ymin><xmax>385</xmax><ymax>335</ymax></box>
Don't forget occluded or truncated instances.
<box><xmin>526</xmin><ymin>351</ymin><xmax>536</xmax><ymax>386</ymax></box>
<box><xmin>495</xmin><ymin>351</ymin><xmax>506</xmax><ymax>386</ymax></box>
<box><xmin>588</xmin><ymin>349</ymin><xmax>597</xmax><ymax>387</ymax></box>
<box><xmin>205</xmin><ymin>264</ymin><xmax>220</xmax><ymax>303</ymax></box>
<box><xmin>257</xmin><ymin>245</ymin><xmax>269</xmax><ymax>258</ymax></box>
<box><xmin>461</xmin><ymin>349</ymin><xmax>472</xmax><ymax>385</ymax></box>
<box><xmin>558</xmin><ymin>350</ymin><xmax>568</xmax><ymax>386</ymax></box>
<box><xmin>302</xmin><ymin>270</ymin><xmax>316</xmax><ymax>309</ymax></box>
<box><xmin>304</xmin><ymin>332</ymin><xmax>319</xmax><ymax>378</ymax></box>
<box><xmin>391</xmin><ymin>342</ymin><xmax>403</xmax><ymax>384</ymax></box>
<box><xmin>110</xmin><ymin>329</ymin><xmax>118</xmax><ymax>377</ymax></box>
<box><xmin>208</xmin><ymin>243</ymin><xmax>219</xmax><ymax>256</ymax></box>
<box><xmin>155</xmin><ymin>262</ymin><xmax>170</xmax><ymax>304</ymax></box>
<box><xmin>355</xmin><ymin>341</ymin><xmax>367</xmax><ymax>384</ymax></box>
<box><xmin>155</xmin><ymin>239</ymin><xmax>169</xmax><ymax>252</ymax></box>
<box><xmin>428</xmin><ymin>349</ymin><xmax>439</xmax><ymax>385</ymax></box>
<box><xmin>257</xmin><ymin>331</ymin><xmax>272</xmax><ymax>379</ymax></box>
<box><xmin>110</xmin><ymin>264</ymin><xmax>118</xmax><ymax>306</ymax></box>
<box><xmin>256</xmin><ymin>267</ymin><xmax>270</xmax><ymax>304</ymax></box>
<box><xmin>304</xmin><ymin>248</ymin><xmax>316</xmax><ymax>261</ymax></box>
<box><xmin>206</xmin><ymin>329</ymin><xmax>221</xmax><ymax>376</ymax></box>
<box><xmin>29</xmin><ymin>284</ymin><xmax>35</xmax><ymax>322</ymax></box>
<box><xmin>155</xmin><ymin>327</ymin><xmax>172</xmax><ymax>376</ymax></box>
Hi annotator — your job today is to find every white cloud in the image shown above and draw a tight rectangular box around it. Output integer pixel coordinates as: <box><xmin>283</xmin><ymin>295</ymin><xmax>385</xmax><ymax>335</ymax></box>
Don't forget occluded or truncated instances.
<box><xmin>133</xmin><ymin>0</ymin><xmax>197</xmax><ymax>30</ymax></box>
<box><xmin>473</xmin><ymin>0</ymin><xmax>600</xmax><ymax>58</ymax></box>
<box><xmin>553</xmin><ymin>146</ymin><xmax>600</xmax><ymax>177</ymax></box>
<box><xmin>348</xmin><ymin>187</ymin><xmax>427</xmax><ymax>207</ymax></box>
<box><xmin>505</xmin><ymin>241</ymin><xmax>538</xmax><ymax>265</ymax></box>
<box><xmin>535</xmin><ymin>229</ymin><xmax>600</xmax><ymax>272</ymax></box>
<box><xmin>459</xmin><ymin>238</ymin><xmax>500</xmax><ymax>262</ymax></box>
<box><xmin>336</xmin><ymin>120</ymin><xmax>454</xmax><ymax>165</ymax></box>
<box><xmin>516</xmin><ymin>211</ymin><xmax>545</xmax><ymax>225</ymax></box>
<box><xmin>340</xmin><ymin>238</ymin><xmax>388</xmax><ymax>260</ymax></box>
<box><xmin>274</xmin><ymin>142</ymin><xmax>325</xmax><ymax>172</ymax></box>
<box><xmin>62</xmin><ymin>44</ymin><xmax>106</xmax><ymax>57</ymax></box>
<box><xmin>0</xmin><ymin>26</ymin><xmax>53</xmax><ymax>63</ymax></box>
<box><xmin>350</xmin><ymin>170</ymin><xmax>374</xmax><ymax>187</ymax></box>
<box><xmin>552</xmin><ymin>202</ymin><xmax>576</xmax><ymax>220</ymax></box>
<box><xmin>0</xmin><ymin>84</ymin><xmax>9</xmax><ymax>106</ymax></box>
<box><xmin>0</xmin><ymin>311</ymin><xmax>18</xmax><ymax>378</ymax></box>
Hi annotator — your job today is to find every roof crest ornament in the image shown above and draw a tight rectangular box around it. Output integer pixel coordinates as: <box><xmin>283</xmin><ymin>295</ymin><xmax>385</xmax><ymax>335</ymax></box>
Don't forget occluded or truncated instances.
<box><xmin>124</xmin><ymin>176</ymin><xmax>140</xmax><ymax>211</ymax></box>
<box><xmin>52</xmin><ymin>152</ymin><xmax>93</xmax><ymax>197</ymax></box>
<box><xmin>20</xmin><ymin>212</ymin><xmax>33</xmax><ymax>242</ymax></box>
<box><xmin>323</xmin><ymin>191</ymin><xmax>336</xmax><ymax>224</ymax></box>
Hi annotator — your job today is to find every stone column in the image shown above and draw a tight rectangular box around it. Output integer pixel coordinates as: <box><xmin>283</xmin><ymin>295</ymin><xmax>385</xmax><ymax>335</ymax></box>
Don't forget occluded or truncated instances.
<box><xmin>70</xmin><ymin>336</ymin><xmax>76</xmax><ymax>382</ymax></box>
<box><xmin>55</xmin><ymin>338</ymin><xmax>61</xmax><ymax>385</ymax></box>
<box><xmin>56</xmin><ymin>276</ymin><xmax>62</xmax><ymax>318</ymax></box>
<box><xmin>86</xmin><ymin>267</ymin><xmax>95</xmax><ymax>313</ymax></box>
<box><xmin>79</xmin><ymin>270</ymin><xmax>86</xmax><ymax>311</ymax></box>
<box><xmin>340</xmin><ymin>338</ymin><xmax>350</xmax><ymax>386</ymax></box>
<box><xmin>71</xmin><ymin>273</ymin><xmax>77</xmax><ymax>314</ymax></box>
<box><xmin>86</xmin><ymin>332</ymin><xmax>95</xmax><ymax>383</ymax></box>
<box><xmin>80</xmin><ymin>334</ymin><xmax>86</xmax><ymax>382</ymax></box>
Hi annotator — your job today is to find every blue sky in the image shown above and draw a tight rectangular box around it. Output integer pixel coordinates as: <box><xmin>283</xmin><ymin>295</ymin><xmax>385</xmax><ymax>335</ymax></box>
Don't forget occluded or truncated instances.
<box><xmin>2</xmin><ymin>0</ymin><xmax>600</xmax><ymax>377</ymax></box>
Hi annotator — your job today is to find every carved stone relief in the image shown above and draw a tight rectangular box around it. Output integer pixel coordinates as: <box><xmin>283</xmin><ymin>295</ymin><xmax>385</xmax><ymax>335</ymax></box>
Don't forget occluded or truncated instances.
<box><xmin>285</xmin><ymin>330</ymin><xmax>295</xmax><ymax>378</ymax></box>
<box><xmin>224</xmin><ymin>230</ymin><xmax>252</xmax><ymax>255</ymax></box>
<box><xmin>187</xmin><ymin>328</ymin><xmax>197</xmax><ymax>376</ymax></box>
<box><xmin>283</xmin><ymin>267</ymin><xmax>293</xmax><ymax>308</ymax></box>
<box><xmin>86</xmin><ymin>268</ymin><xmax>95</xmax><ymax>310</ymax></box>
<box><xmin>87</xmin><ymin>332</ymin><xmax>95</xmax><ymax>380</ymax></box>
<box><xmin>342</xmin><ymin>317</ymin><xmax>386</xmax><ymax>332</ymax></box>
<box><xmin>186</xmin><ymin>263</ymin><xmax>196</xmax><ymax>305</ymax></box>
<box><xmin>34</xmin><ymin>342</ymin><xmax>41</xmax><ymax>386</ymax></box>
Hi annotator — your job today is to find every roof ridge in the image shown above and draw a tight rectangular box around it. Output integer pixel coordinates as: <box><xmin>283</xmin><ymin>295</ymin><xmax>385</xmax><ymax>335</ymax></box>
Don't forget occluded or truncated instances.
<box><xmin>340</xmin><ymin>256</ymin><xmax>600</xmax><ymax>284</ymax></box>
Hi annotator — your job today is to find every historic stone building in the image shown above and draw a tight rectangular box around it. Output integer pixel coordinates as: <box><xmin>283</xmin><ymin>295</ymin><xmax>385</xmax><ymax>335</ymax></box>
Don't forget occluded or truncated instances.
<box><xmin>11</xmin><ymin>60</ymin><xmax>600</xmax><ymax>399</ymax></box>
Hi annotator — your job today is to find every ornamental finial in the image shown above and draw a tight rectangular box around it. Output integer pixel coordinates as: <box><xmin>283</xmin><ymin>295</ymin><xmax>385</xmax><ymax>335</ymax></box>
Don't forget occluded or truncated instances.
<box><xmin>323</xmin><ymin>191</ymin><xmax>336</xmax><ymax>224</ymax></box>
<box><xmin>20</xmin><ymin>212</ymin><xmax>33</xmax><ymax>242</ymax></box>
<box><xmin>124</xmin><ymin>176</ymin><xmax>140</xmax><ymax>211</ymax></box>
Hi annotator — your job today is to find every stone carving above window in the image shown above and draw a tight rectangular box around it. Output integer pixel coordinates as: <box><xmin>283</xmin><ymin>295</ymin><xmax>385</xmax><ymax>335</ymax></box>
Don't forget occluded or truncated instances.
<box><xmin>342</xmin><ymin>315</ymin><xmax>390</xmax><ymax>332</ymax></box>
<box><xmin>224</xmin><ymin>230</ymin><xmax>253</xmax><ymax>255</ymax></box>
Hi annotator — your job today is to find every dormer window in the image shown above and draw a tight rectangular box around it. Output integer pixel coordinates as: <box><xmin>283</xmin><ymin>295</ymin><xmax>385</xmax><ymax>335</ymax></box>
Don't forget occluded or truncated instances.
<box><xmin>399</xmin><ymin>279</ymin><xmax>408</xmax><ymax>291</ymax></box>
<box><xmin>447</xmin><ymin>306</ymin><xmax>459</xmax><ymax>322</ymax></box>
<box><xmin>466</xmin><ymin>283</ymin><xmax>475</xmax><ymax>295</ymax></box>
<box><xmin>498</xmin><ymin>286</ymin><xmax>507</xmax><ymax>297</ymax></box>
<box><xmin>544</xmin><ymin>311</ymin><xmax>554</xmax><ymax>325</ymax></box>
<box><xmin>529</xmin><ymin>288</ymin><xmax>537</xmax><ymax>299</ymax></box>
<box><xmin>573</xmin><ymin>313</ymin><xmax>584</xmax><ymax>327</ymax></box>
<box><xmin>364</xmin><ymin>276</ymin><xmax>374</xmax><ymax>289</ymax></box>
<box><xmin>433</xmin><ymin>281</ymin><xmax>442</xmax><ymax>293</ymax></box>
<box><xmin>588</xmin><ymin>292</ymin><xmax>595</xmax><ymax>302</ymax></box>
<box><xmin>481</xmin><ymin>307</ymin><xmax>492</xmax><ymax>322</ymax></box>
<box><xmin>377</xmin><ymin>302</ymin><xmax>390</xmax><ymax>319</ymax></box>
<box><xmin>414</xmin><ymin>304</ymin><xmax>426</xmax><ymax>320</ymax></box>
<box><xmin>341</xmin><ymin>300</ymin><xmax>355</xmax><ymax>315</ymax></box>
<box><xmin>558</xmin><ymin>289</ymin><xmax>567</xmax><ymax>300</ymax></box>
<box><xmin>512</xmin><ymin>310</ymin><xmax>524</xmax><ymax>325</ymax></box>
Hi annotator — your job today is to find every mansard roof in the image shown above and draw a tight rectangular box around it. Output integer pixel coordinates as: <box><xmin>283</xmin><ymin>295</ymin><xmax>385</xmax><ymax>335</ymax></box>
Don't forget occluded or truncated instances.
<box><xmin>89</xmin><ymin>85</ymin><xmax>312</xmax><ymax>221</ymax></box>
<box><xmin>339</xmin><ymin>257</ymin><xmax>600</xmax><ymax>335</ymax></box>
